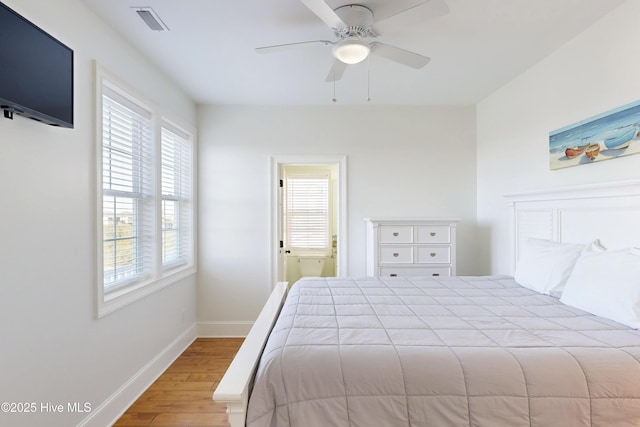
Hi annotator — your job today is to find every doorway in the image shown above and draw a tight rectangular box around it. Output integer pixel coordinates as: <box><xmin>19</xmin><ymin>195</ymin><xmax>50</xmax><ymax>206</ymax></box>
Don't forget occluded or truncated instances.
<box><xmin>270</xmin><ymin>155</ymin><xmax>347</xmax><ymax>289</ymax></box>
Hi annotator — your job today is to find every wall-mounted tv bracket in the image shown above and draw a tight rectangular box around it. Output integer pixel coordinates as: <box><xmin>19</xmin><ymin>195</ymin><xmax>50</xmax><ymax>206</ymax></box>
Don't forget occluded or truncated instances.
<box><xmin>2</xmin><ymin>107</ymin><xmax>15</xmax><ymax>120</ymax></box>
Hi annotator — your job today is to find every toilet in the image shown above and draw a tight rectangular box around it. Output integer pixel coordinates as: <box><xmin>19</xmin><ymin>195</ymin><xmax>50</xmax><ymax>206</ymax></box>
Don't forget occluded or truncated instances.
<box><xmin>298</xmin><ymin>256</ymin><xmax>326</xmax><ymax>277</ymax></box>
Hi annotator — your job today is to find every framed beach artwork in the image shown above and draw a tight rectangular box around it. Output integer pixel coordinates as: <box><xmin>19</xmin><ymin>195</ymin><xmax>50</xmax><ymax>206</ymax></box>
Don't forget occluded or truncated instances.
<box><xmin>549</xmin><ymin>100</ymin><xmax>640</xmax><ymax>170</ymax></box>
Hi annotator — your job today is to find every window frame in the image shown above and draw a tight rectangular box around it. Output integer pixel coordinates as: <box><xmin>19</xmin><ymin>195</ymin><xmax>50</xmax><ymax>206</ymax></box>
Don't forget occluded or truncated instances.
<box><xmin>95</xmin><ymin>64</ymin><xmax>196</xmax><ymax>318</ymax></box>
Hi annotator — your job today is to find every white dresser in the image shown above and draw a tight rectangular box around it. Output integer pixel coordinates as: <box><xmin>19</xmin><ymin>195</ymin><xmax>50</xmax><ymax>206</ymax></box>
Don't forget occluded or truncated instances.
<box><xmin>365</xmin><ymin>218</ymin><xmax>458</xmax><ymax>277</ymax></box>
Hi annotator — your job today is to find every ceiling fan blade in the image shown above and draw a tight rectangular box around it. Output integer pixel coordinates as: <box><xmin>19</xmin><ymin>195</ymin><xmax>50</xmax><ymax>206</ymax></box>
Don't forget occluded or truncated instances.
<box><xmin>372</xmin><ymin>0</ymin><xmax>449</xmax><ymax>35</ymax></box>
<box><xmin>325</xmin><ymin>59</ymin><xmax>347</xmax><ymax>82</ymax></box>
<box><xmin>255</xmin><ymin>40</ymin><xmax>333</xmax><ymax>54</ymax></box>
<box><xmin>301</xmin><ymin>0</ymin><xmax>346</xmax><ymax>29</ymax></box>
<box><xmin>370</xmin><ymin>42</ymin><xmax>431</xmax><ymax>69</ymax></box>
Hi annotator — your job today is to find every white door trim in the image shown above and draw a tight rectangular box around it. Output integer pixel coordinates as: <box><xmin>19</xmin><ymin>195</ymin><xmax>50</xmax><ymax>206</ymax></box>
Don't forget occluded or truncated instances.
<box><xmin>269</xmin><ymin>155</ymin><xmax>348</xmax><ymax>290</ymax></box>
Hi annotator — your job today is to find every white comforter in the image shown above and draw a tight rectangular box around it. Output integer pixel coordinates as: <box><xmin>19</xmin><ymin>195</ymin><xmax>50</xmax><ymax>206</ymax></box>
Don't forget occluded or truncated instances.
<box><xmin>247</xmin><ymin>276</ymin><xmax>640</xmax><ymax>427</ymax></box>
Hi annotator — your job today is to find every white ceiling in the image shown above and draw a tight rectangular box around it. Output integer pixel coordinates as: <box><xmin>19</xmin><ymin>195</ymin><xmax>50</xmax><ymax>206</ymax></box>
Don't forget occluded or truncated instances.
<box><xmin>82</xmin><ymin>0</ymin><xmax>624</xmax><ymax>105</ymax></box>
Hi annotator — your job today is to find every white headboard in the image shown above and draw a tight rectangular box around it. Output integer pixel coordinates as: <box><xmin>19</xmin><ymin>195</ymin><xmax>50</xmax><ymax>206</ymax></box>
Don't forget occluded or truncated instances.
<box><xmin>505</xmin><ymin>179</ymin><xmax>640</xmax><ymax>270</ymax></box>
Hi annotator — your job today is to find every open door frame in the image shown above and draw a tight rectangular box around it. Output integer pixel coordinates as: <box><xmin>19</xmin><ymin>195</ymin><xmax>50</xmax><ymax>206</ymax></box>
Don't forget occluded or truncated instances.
<box><xmin>270</xmin><ymin>155</ymin><xmax>348</xmax><ymax>290</ymax></box>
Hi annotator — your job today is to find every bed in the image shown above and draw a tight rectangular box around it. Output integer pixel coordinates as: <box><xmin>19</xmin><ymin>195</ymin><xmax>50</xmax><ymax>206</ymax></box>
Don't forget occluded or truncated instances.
<box><xmin>214</xmin><ymin>179</ymin><xmax>640</xmax><ymax>427</ymax></box>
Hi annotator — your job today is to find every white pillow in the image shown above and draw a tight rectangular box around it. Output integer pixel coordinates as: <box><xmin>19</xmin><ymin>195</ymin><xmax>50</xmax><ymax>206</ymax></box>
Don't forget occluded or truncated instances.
<box><xmin>560</xmin><ymin>248</ymin><xmax>640</xmax><ymax>329</ymax></box>
<box><xmin>514</xmin><ymin>238</ymin><xmax>586</xmax><ymax>297</ymax></box>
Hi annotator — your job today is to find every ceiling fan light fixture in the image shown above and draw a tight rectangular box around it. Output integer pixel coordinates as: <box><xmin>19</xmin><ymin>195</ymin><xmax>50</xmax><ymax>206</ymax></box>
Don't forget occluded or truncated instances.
<box><xmin>333</xmin><ymin>40</ymin><xmax>370</xmax><ymax>65</ymax></box>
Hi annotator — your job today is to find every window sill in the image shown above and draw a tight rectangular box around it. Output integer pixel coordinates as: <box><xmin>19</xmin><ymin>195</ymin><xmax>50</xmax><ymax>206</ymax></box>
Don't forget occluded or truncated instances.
<box><xmin>97</xmin><ymin>265</ymin><xmax>196</xmax><ymax>318</ymax></box>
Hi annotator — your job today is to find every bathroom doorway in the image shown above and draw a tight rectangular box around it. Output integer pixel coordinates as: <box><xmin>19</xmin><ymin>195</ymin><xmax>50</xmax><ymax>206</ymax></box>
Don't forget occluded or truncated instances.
<box><xmin>270</xmin><ymin>155</ymin><xmax>347</xmax><ymax>289</ymax></box>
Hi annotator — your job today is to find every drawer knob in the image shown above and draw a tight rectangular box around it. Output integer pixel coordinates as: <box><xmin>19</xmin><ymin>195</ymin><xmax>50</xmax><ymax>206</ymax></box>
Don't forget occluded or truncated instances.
<box><xmin>432</xmin><ymin>273</ymin><xmax>440</xmax><ymax>276</ymax></box>
<box><xmin>390</xmin><ymin>273</ymin><xmax>397</xmax><ymax>277</ymax></box>
<box><xmin>430</xmin><ymin>232</ymin><xmax>436</xmax><ymax>237</ymax></box>
<box><xmin>393</xmin><ymin>252</ymin><xmax>399</xmax><ymax>257</ymax></box>
<box><xmin>393</xmin><ymin>232</ymin><xmax>399</xmax><ymax>237</ymax></box>
<box><xmin>430</xmin><ymin>252</ymin><xmax>436</xmax><ymax>257</ymax></box>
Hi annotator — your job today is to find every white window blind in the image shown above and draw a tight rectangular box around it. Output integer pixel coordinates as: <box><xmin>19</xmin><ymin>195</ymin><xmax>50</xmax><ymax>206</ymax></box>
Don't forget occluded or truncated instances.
<box><xmin>102</xmin><ymin>89</ymin><xmax>154</xmax><ymax>290</ymax></box>
<box><xmin>97</xmin><ymin>70</ymin><xmax>196</xmax><ymax>316</ymax></box>
<box><xmin>161</xmin><ymin>123</ymin><xmax>192</xmax><ymax>268</ymax></box>
<box><xmin>285</xmin><ymin>176</ymin><xmax>330</xmax><ymax>250</ymax></box>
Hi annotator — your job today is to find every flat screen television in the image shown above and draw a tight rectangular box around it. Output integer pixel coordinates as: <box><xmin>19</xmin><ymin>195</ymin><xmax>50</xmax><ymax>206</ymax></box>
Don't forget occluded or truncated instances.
<box><xmin>0</xmin><ymin>2</ymin><xmax>73</xmax><ymax>128</ymax></box>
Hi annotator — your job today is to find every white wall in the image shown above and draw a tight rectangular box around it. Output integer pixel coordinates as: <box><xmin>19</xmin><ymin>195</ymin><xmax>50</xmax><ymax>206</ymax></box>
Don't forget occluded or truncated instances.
<box><xmin>197</xmin><ymin>105</ymin><xmax>477</xmax><ymax>326</ymax></box>
<box><xmin>476</xmin><ymin>0</ymin><xmax>640</xmax><ymax>274</ymax></box>
<box><xmin>0</xmin><ymin>1</ymin><xmax>197</xmax><ymax>426</ymax></box>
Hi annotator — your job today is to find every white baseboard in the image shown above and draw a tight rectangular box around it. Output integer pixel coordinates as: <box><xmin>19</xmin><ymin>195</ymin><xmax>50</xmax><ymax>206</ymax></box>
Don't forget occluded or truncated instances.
<box><xmin>77</xmin><ymin>323</ymin><xmax>198</xmax><ymax>427</ymax></box>
<box><xmin>76</xmin><ymin>321</ymin><xmax>250</xmax><ymax>427</ymax></box>
<box><xmin>198</xmin><ymin>321</ymin><xmax>253</xmax><ymax>337</ymax></box>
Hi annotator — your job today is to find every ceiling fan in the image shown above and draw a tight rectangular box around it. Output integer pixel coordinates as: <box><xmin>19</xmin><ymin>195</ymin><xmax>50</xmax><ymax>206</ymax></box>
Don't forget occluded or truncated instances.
<box><xmin>256</xmin><ymin>0</ymin><xmax>449</xmax><ymax>82</ymax></box>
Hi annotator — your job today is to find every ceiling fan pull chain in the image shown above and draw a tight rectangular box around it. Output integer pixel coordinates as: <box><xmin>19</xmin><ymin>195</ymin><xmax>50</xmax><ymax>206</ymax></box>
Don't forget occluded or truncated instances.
<box><xmin>367</xmin><ymin>55</ymin><xmax>371</xmax><ymax>102</ymax></box>
<box><xmin>332</xmin><ymin>69</ymin><xmax>337</xmax><ymax>103</ymax></box>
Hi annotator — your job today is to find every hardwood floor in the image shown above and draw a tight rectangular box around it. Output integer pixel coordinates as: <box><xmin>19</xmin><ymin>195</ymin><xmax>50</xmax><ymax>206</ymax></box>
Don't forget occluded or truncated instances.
<box><xmin>113</xmin><ymin>338</ymin><xmax>243</xmax><ymax>427</ymax></box>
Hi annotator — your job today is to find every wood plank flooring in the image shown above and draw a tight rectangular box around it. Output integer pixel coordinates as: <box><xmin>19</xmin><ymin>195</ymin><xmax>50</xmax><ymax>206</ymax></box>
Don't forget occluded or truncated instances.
<box><xmin>113</xmin><ymin>338</ymin><xmax>243</xmax><ymax>427</ymax></box>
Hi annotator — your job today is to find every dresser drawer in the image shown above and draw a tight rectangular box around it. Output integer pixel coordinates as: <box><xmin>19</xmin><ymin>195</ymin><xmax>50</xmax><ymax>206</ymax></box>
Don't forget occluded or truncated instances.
<box><xmin>416</xmin><ymin>246</ymin><xmax>451</xmax><ymax>264</ymax></box>
<box><xmin>379</xmin><ymin>226</ymin><xmax>413</xmax><ymax>243</ymax></box>
<box><xmin>417</xmin><ymin>226</ymin><xmax>450</xmax><ymax>244</ymax></box>
<box><xmin>379</xmin><ymin>266</ymin><xmax>451</xmax><ymax>278</ymax></box>
<box><xmin>379</xmin><ymin>246</ymin><xmax>413</xmax><ymax>263</ymax></box>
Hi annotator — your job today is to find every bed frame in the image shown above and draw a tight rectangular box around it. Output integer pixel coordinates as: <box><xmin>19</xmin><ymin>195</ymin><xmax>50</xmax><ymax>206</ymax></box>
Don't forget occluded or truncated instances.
<box><xmin>506</xmin><ymin>178</ymin><xmax>640</xmax><ymax>269</ymax></box>
<box><xmin>212</xmin><ymin>282</ymin><xmax>288</xmax><ymax>427</ymax></box>
<box><xmin>214</xmin><ymin>179</ymin><xmax>640</xmax><ymax>427</ymax></box>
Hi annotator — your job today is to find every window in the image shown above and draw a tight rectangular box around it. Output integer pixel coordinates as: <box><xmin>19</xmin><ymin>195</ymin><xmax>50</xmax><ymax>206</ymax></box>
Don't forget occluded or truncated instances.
<box><xmin>284</xmin><ymin>174</ymin><xmax>330</xmax><ymax>252</ymax></box>
<box><xmin>101</xmin><ymin>87</ymin><xmax>154</xmax><ymax>289</ymax></box>
<box><xmin>161</xmin><ymin>123</ymin><xmax>192</xmax><ymax>268</ymax></box>
<box><xmin>97</xmin><ymin>69</ymin><xmax>195</xmax><ymax>317</ymax></box>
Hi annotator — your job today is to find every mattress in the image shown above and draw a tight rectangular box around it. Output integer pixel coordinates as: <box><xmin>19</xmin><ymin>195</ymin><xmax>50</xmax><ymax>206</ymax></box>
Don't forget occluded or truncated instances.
<box><xmin>246</xmin><ymin>276</ymin><xmax>640</xmax><ymax>427</ymax></box>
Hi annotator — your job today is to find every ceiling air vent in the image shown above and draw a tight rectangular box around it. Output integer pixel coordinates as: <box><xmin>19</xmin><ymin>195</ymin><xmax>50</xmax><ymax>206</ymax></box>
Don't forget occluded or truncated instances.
<box><xmin>134</xmin><ymin>7</ymin><xmax>169</xmax><ymax>31</ymax></box>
